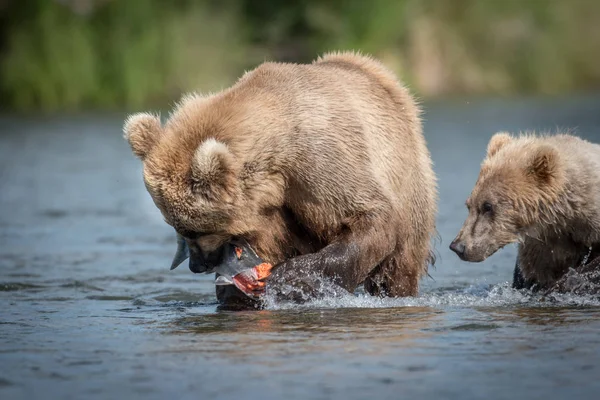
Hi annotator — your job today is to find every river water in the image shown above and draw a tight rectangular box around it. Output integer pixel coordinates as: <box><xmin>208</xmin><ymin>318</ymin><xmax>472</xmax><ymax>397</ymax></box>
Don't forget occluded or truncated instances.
<box><xmin>1</xmin><ymin>95</ymin><xmax>600</xmax><ymax>400</ymax></box>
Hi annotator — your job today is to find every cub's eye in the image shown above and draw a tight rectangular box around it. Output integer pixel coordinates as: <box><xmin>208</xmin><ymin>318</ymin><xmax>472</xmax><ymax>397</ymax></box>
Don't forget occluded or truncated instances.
<box><xmin>482</xmin><ymin>202</ymin><xmax>493</xmax><ymax>214</ymax></box>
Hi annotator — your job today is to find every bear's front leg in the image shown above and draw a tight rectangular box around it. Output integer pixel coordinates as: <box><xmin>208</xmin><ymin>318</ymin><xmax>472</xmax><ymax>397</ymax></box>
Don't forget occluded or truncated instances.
<box><xmin>511</xmin><ymin>256</ymin><xmax>536</xmax><ymax>290</ymax></box>
<box><xmin>266</xmin><ymin>217</ymin><xmax>397</xmax><ymax>301</ymax></box>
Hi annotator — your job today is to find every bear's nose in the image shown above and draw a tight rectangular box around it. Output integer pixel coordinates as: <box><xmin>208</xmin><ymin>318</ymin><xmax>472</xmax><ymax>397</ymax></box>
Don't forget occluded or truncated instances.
<box><xmin>449</xmin><ymin>240</ymin><xmax>466</xmax><ymax>258</ymax></box>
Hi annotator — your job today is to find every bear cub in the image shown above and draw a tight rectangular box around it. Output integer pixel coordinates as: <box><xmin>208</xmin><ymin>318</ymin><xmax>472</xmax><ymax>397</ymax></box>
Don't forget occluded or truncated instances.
<box><xmin>450</xmin><ymin>131</ymin><xmax>600</xmax><ymax>291</ymax></box>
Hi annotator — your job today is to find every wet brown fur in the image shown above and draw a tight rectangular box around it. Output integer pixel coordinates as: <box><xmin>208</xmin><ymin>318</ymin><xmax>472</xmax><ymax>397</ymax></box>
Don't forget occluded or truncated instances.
<box><xmin>453</xmin><ymin>131</ymin><xmax>600</xmax><ymax>288</ymax></box>
<box><xmin>123</xmin><ymin>51</ymin><xmax>438</xmax><ymax>297</ymax></box>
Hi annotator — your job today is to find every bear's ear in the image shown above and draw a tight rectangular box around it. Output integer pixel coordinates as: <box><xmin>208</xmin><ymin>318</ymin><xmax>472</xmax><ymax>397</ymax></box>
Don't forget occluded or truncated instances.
<box><xmin>191</xmin><ymin>139</ymin><xmax>238</xmax><ymax>202</ymax></box>
<box><xmin>123</xmin><ymin>112</ymin><xmax>163</xmax><ymax>160</ymax></box>
<box><xmin>486</xmin><ymin>132</ymin><xmax>512</xmax><ymax>158</ymax></box>
<box><xmin>526</xmin><ymin>145</ymin><xmax>560</xmax><ymax>186</ymax></box>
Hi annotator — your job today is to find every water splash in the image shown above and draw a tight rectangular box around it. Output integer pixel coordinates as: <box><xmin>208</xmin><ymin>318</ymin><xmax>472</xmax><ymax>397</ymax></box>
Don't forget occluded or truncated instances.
<box><xmin>262</xmin><ymin>280</ymin><xmax>600</xmax><ymax>311</ymax></box>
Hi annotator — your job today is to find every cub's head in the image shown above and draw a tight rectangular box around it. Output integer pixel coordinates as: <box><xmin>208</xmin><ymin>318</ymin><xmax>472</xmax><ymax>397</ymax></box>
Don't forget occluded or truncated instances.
<box><xmin>123</xmin><ymin>106</ymin><xmax>285</xmax><ymax>274</ymax></box>
<box><xmin>450</xmin><ymin>132</ymin><xmax>564</xmax><ymax>262</ymax></box>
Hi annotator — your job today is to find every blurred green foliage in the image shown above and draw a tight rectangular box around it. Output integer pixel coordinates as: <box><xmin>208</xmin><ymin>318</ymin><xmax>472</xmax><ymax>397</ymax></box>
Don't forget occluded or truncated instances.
<box><xmin>1</xmin><ymin>0</ymin><xmax>599</xmax><ymax>112</ymax></box>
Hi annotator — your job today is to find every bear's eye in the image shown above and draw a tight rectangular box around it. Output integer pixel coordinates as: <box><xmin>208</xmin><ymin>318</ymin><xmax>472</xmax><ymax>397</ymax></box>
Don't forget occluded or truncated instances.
<box><xmin>481</xmin><ymin>202</ymin><xmax>493</xmax><ymax>214</ymax></box>
<box><xmin>176</xmin><ymin>228</ymin><xmax>203</xmax><ymax>240</ymax></box>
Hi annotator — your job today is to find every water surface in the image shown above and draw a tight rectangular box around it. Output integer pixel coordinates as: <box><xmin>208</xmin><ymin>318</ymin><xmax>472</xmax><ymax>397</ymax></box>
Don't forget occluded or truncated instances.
<box><xmin>1</xmin><ymin>96</ymin><xmax>600</xmax><ymax>400</ymax></box>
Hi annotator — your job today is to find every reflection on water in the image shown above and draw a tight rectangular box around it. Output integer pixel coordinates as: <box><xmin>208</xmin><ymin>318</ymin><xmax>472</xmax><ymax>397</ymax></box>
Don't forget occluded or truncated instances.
<box><xmin>162</xmin><ymin>308</ymin><xmax>440</xmax><ymax>362</ymax></box>
<box><xmin>482</xmin><ymin>306</ymin><xmax>600</xmax><ymax>327</ymax></box>
<box><xmin>1</xmin><ymin>96</ymin><xmax>600</xmax><ymax>399</ymax></box>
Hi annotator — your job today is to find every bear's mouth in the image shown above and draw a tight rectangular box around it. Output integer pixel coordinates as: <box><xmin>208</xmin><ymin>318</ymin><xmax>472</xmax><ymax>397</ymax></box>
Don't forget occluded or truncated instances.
<box><xmin>170</xmin><ymin>234</ymin><xmax>272</xmax><ymax>299</ymax></box>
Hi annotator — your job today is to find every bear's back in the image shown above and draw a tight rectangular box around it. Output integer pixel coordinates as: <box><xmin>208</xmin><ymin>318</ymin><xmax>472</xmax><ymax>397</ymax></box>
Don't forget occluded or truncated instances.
<box><xmin>233</xmin><ymin>53</ymin><xmax>435</xmax><ymax>206</ymax></box>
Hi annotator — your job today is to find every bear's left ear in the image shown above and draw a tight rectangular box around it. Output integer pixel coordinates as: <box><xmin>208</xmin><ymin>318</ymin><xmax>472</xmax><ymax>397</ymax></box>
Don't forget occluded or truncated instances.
<box><xmin>123</xmin><ymin>112</ymin><xmax>163</xmax><ymax>160</ymax></box>
<box><xmin>527</xmin><ymin>145</ymin><xmax>560</xmax><ymax>186</ymax></box>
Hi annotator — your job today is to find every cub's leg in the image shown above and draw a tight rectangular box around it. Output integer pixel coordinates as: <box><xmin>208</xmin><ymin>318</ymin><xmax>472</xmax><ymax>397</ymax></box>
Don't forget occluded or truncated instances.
<box><xmin>511</xmin><ymin>256</ymin><xmax>535</xmax><ymax>290</ymax></box>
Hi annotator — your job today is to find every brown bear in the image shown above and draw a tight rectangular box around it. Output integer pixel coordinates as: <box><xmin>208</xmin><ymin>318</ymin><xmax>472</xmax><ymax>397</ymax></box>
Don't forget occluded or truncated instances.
<box><xmin>123</xmin><ymin>51</ymin><xmax>438</xmax><ymax>302</ymax></box>
<box><xmin>450</xmin><ymin>131</ymin><xmax>600</xmax><ymax>291</ymax></box>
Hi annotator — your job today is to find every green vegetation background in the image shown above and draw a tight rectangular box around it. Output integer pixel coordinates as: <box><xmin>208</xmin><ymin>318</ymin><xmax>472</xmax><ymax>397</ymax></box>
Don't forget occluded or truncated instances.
<box><xmin>1</xmin><ymin>0</ymin><xmax>599</xmax><ymax>112</ymax></box>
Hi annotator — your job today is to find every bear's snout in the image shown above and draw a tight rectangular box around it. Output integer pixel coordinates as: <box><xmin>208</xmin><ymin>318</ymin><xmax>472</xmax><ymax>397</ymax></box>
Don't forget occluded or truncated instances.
<box><xmin>449</xmin><ymin>240</ymin><xmax>466</xmax><ymax>259</ymax></box>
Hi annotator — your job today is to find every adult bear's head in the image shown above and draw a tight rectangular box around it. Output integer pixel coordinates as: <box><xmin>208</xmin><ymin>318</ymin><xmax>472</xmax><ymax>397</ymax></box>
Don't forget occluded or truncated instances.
<box><xmin>122</xmin><ymin>94</ymin><xmax>288</xmax><ymax>274</ymax></box>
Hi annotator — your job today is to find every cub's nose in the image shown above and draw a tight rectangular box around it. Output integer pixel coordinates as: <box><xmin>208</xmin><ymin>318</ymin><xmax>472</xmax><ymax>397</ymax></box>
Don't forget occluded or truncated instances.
<box><xmin>449</xmin><ymin>240</ymin><xmax>466</xmax><ymax>258</ymax></box>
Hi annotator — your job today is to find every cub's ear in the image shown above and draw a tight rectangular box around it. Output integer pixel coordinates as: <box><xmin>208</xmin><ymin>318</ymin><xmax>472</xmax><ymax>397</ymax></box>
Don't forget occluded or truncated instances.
<box><xmin>123</xmin><ymin>112</ymin><xmax>162</xmax><ymax>160</ymax></box>
<box><xmin>527</xmin><ymin>145</ymin><xmax>561</xmax><ymax>186</ymax></box>
<box><xmin>191</xmin><ymin>139</ymin><xmax>238</xmax><ymax>202</ymax></box>
<box><xmin>486</xmin><ymin>132</ymin><xmax>512</xmax><ymax>158</ymax></box>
